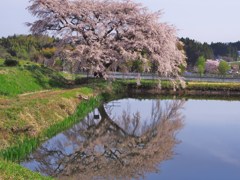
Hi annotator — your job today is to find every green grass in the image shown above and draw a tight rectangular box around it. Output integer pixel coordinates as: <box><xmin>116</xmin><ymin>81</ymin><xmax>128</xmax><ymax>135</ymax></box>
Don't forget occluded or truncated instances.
<box><xmin>0</xmin><ymin>159</ymin><xmax>52</xmax><ymax>180</ymax></box>
<box><xmin>0</xmin><ymin>64</ymin><xmax>67</xmax><ymax>97</ymax></box>
<box><xmin>61</xmin><ymin>87</ymin><xmax>93</xmax><ymax>98</ymax></box>
<box><xmin>110</xmin><ymin>79</ymin><xmax>173</xmax><ymax>91</ymax></box>
<box><xmin>0</xmin><ymin>68</ymin><xmax>43</xmax><ymax>96</ymax></box>
<box><xmin>0</xmin><ymin>138</ymin><xmax>40</xmax><ymax>163</ymax></box>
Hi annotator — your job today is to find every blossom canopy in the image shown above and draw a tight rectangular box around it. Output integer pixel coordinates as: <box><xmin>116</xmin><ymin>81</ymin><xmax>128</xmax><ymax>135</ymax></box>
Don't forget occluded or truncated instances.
<box><xmin>28</xmin><ymin>0</ymin><xmax>186</xmax><ymax>77</ymax></box>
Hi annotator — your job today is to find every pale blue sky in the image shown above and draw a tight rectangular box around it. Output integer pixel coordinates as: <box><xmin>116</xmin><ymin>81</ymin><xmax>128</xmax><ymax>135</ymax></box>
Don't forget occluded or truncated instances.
<box><xmin>0</xmin><ymin>0</ymin><xmax>239</xmax><ymax>43</ymax></box>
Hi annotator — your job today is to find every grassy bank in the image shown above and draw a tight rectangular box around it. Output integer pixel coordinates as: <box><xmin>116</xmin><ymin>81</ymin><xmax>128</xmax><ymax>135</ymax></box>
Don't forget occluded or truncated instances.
<box><xmin>80</xmin><ymin>77</ymin><xmax>240</xmax><ymax>91</ymax></box>
<box><xmin>0</xmin><ymin>87</ymin><xmax>95</xmax><ymax>150</ymax></box>
<box><xmin>0</xmin><ymin>63</ymin><xmax>67</xmax><ymax>97</ymax></box>
<box><xmin>186</xmin><ymin>81</ymin><xmax>240</xmax><ymax>91</ymax></box>
<box><xmin>109</xmin><ymin>79</ymin><xmax>240</xmax><ymax>94</ymax></box>
<box><xmin>0</xmin><ymin>87</ymin><xmax>99</xmax><ymax>179</ymax></box>
<box><xmin>0</xmin><ymin>64</ymin><xmax>100</xmax><ymax>179</ymax></box>
<box><xmin>0</xmin><ymin>96</ymin><xmax>101</xmax><ymax>162</ymax></box>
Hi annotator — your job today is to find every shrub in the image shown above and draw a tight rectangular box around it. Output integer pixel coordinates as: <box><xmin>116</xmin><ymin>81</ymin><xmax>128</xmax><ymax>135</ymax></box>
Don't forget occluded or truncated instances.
<box><xmin>75</xmin><ymin>77</ymin><xmax>88</xmax><ymax>84</ymax></box>
<box><xmin>41</xmin><ymin>47</ymin><xmax>56</xmax><ymax>59</ymax></box>
<box><xmin>4</xmin><ymin>58</ymin><xmax>19</xmax><ymax>67</ymax></box>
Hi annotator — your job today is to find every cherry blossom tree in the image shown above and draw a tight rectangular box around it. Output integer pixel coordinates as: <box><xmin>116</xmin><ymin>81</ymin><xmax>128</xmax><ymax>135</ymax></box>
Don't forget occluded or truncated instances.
<box><xmin>27</xmin><ymin>0</ymin><xmax>185</xmax><ymax>78</ymax></box>
<box><xmin>205</xmin><ymin>59</ymin><xmax>219</xmax><ymax>74</ymax></box>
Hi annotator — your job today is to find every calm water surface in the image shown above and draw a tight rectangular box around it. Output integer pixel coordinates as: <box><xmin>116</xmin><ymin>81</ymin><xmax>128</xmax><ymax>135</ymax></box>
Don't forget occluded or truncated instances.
<box><xmin>21</xmin><ymin>98</ymin><xmax>240</xmax><ymax>180</ymax></box>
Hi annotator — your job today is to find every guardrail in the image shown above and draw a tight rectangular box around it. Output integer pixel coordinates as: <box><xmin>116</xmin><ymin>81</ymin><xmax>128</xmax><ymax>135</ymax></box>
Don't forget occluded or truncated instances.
<box><xmin>77</xmin><ymin>72</ymin><xmax>240</xmax><ymax>82</ymax></box>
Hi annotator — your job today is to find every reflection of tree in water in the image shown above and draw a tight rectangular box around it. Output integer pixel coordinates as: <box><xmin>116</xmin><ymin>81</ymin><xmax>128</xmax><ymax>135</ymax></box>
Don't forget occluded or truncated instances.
<box><xmin>24</xmin><ymin>100</ymin><xmax>184</xmax><ymax>179</ymax></box>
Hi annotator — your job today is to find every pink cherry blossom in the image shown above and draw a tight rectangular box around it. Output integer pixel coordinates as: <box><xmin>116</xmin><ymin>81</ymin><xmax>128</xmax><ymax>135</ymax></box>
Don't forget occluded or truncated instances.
<box><xmin>28</xmin><ymin>0</ymin><xmax>186</xmax><ymax>78</ymax></box>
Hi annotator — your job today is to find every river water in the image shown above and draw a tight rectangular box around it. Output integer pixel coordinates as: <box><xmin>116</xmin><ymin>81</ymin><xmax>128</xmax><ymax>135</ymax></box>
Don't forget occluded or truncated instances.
<box><xmin>21</xmin><ymin>97</ymin><xmax>240</xmax><ymax>180</ymax></box>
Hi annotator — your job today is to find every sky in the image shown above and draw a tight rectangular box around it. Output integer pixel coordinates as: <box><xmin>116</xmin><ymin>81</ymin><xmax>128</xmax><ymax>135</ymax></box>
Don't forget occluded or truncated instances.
<box><xmin>0</xmin><ymin>0</ymin><xmax>239</xmax><ymax>43</ymax></box>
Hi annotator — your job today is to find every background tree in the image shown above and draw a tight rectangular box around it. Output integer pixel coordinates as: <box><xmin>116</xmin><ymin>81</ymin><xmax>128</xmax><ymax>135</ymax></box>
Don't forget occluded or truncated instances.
<box><xmin>218</xmin><ymin>60</ymin><xmax>230</xmax><ymax>77</ymax></box>
<box><xmin>205</xmin><ymin>59</ymin><xmax>219</xmax><ymax>74</ymax></box>
<box><xmin>181</xmin><ymin>38</ymin><xmax>240</xmax><ymax>70</ymax></box>
<box><xmin>210</xmin><ymin>42</ymin><xmax>239</xmax><ymax>61</ymax></box>
<box><xmin>27</xmin><ymin>0</ymin><xmax>186</xmax><ymax>78</ymax></box>
<box><xmin>180</xmin><ymin>38</ymin><xmax>214</xmax><ymax>69</ymax></box>
<box><xmin>196</xmin><ymin>56</ymin><xmax>206</xmax><ymax>77</ymax></box>
<box><xmin>0</xmin><ymin>35</ymin><xmax>55</xmax><ymax>61</ymax></box>
<box><xmin>0</xmin><ymin>45</ymin><xmax>10</xmax><ymax>59</ymax></box>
